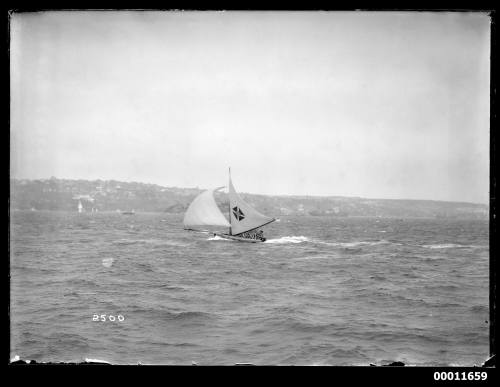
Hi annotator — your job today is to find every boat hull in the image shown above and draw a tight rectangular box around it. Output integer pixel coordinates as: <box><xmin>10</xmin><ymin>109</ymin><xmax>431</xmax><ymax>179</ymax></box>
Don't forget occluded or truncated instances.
<box><xmin>214</xmin><ymin>233</ymin><xmax>265</xmax><ymax>243</ymax></box>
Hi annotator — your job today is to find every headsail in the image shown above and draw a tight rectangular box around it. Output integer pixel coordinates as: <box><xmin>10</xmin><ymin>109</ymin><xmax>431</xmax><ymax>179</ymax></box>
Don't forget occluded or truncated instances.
<box><xmin>183</xmin><ymin>187</ymin><xmax>231</xmax><ymax>229</ymax></box>
<box><xmin>228</xmin><ymin>176</ymin><xmax>275</xmax><ymax>235</ymax></box>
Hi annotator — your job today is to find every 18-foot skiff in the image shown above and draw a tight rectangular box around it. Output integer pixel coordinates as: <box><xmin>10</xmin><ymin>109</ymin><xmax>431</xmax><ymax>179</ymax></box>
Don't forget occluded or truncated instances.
<box><xmin>183</xmin><ymin>169</ymin><xmax>276</xmax><ymax>242</ymax></box>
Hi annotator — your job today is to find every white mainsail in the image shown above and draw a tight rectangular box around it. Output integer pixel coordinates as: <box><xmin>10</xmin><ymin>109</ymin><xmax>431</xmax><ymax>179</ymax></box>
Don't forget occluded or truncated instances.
<box><xmin>78</xmin><ymin>200</ymin><xmax>83</xmax><ymax>213</ymax></box>
<box><xmin>228</xmin><ymin>176</ymin><xmax>275</xmax><ymax>235</ymax></box>
<box><xmin>183</xmin><ymin>187</ymin><xmax>230</xmax><ymax>229</ymax></box>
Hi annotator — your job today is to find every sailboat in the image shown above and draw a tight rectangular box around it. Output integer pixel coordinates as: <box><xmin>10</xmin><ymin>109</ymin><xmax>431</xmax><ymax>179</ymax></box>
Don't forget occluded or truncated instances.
<box><xmin>78</xmin><ymin>200</ymin><xmax>83</xmax><ymax>213</ymax></box>
<box><xmin>183</xmin><ymin>169</ymin><xmax>276</xmax><ymax>242</ymax></box>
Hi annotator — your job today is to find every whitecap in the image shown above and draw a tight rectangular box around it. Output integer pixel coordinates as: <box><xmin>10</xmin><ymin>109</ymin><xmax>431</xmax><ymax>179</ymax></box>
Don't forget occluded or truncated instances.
<box><xmin>317</xmin><ymin>240</ymin><xmax>389</xmax><ymax>248</ymax></box>
<box><xmin>207</xmin><ymin>235</ymin><xmax>227</xmax><ymax>241</ymax></box>
<box><xmin>102</xmin><ymin>258</ymin><xmax>114</xmax><ymax>268</ymax></box>
<box><xmin>422</xmin><ymin>243</ymin><xmax>466</xmax><ymax>249</ymax></box>
<box><xmin>264</xmin><ymin>236</ymin><xmax>310</xmax><ymax>244</ymax></box>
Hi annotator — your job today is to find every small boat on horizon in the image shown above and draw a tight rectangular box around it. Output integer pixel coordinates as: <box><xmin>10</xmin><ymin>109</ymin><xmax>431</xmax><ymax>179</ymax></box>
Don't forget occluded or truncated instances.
<box><xmin>122</xmin><ymin>210</ymin><xmax>135</xmax><ymax>215</ymax></box>
<box><xmin>183</xmin><ymin>168</ymin><xmax>276</xmax><ymax>242</ymax></box>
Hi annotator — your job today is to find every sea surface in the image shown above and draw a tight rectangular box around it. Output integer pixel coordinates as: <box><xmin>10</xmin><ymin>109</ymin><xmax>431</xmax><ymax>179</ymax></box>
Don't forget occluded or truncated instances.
<box><xmin>10</xmin><ymin>211</ymin><xmax>490</xmax><ymax>365</ymax></box>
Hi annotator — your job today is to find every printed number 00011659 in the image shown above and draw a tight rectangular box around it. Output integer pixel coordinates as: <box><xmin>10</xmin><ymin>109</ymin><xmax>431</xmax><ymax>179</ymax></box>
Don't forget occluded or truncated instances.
<box><xmin>433</xmin><ymin>372</ymin><xmax>487</xmax><ymax>381</ymax></box>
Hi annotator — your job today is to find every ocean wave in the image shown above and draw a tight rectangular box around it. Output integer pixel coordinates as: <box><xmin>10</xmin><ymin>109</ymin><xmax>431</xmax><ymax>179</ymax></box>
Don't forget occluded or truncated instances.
<box><xmin>356</xmin><ymin>330</ymin><xmax>451</xmax><ymax>346</ymax></box>
<box><xmin>470</xmin><ymin>305</ymin><xmax>488</xmax><ymax>314</ymax></box>
<box><xmin>422</xmin><ymin>243</ymin><xmax>478</xmax><ymax>249</ymax></box>
<box><xmin>113</xmin><ymin>239</ymin><xmax>141</xmax><ymax>246</ymax></box>
<box><xmin>167</xmin><ymin>311</ymin><xmax>214</xmax><ymax>321</ymax></box>
<box><xmin>169</xmin><ymin>342</ymin><xmax>201</xmax><ymax>348</ymax></box>
<box><xmin>11</xmin><ymin>265</ymin><xmax>56</xmax><ymax>274</ymax></box>
<box><xmin>316</xmin><ymin>239</ymin><xmax>390</xmax><ymax>248</ymax></box>
<box><xmin>113</xmin><ymin>238</ymin><xmax>189</xmax><ymax>247</ymax></box>
<box><xmin>293</xmin><ymin>253</ymin><xmax>337</xmax><ymax>261</ymax></box>
<box><xmin>128</xmin><ymin>306</ymin><xmax>215</xmax><ymax>322</ymax></box>
<box><xmin>264</xmin><ymin>236</ymin><xmax>310</xmax><ymax>244</ymax></box>
<box><xmin>278</xmin><ymin>317</ymin><xmax>346</xmax><ymax>334</ymax></box>
<box><xmin>282</xmin><ymin>345</ymin><xmax>367</xmax><ymax>365</ymax></box>
<box><xmin>157</xmin><ymin>284</ymin><xmax>186</xmax><ymax>291</ymax></box>
<box><xmin>48</xmin><ymin>332</ymin><xmax>90</xmax><ymax>349</ymax></box>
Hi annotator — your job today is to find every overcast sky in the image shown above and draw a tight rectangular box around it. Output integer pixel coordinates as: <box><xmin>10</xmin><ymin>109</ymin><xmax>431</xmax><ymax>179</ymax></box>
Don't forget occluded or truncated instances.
<box><xmin>10</xmin><ymin>11</ymin><xmax>490</xmax><ymax>203</ymax></box>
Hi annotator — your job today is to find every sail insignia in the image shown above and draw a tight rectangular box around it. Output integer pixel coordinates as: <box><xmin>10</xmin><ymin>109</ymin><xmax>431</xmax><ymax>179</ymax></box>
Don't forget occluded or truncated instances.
<box><xmin>232</xmin><ymin>206</ymin><xmax>245</xmax><ymax>221</ymax></box>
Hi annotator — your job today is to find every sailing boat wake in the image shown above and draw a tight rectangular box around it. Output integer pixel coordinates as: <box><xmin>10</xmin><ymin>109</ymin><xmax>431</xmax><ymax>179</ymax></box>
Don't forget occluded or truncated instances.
<box><xmin>183</xmin><ymin>169</ymin><xmax>276</xmax><ymax>242</ymax></box>
<box><xmin>264</xmin><ymin>236</ymin><xmax>310</xmax><ymax>244</ymax></box>
<box><xmin>206</xmin><ymin>235</ymin><xmax>310</xmax><ymax>244</ymax></box>
<box><xmin>206</xmin><ymin>235</ymin><xmax>227</xmax><ymax>241</ymax></box>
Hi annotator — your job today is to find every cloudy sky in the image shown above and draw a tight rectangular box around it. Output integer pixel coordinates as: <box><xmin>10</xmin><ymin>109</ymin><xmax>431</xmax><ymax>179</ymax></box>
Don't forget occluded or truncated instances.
<box><xmin>10</xmin><ymin>11</ymin><xmax>490</xmax><ymax>203</ymax></box>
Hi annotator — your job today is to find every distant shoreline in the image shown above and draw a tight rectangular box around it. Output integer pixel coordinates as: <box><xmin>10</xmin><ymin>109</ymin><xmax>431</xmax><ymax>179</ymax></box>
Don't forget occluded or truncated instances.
<box><xmin>9</xmin><ymin>178</ymin><xmax>488</xmax><ymax>219</ymax></box>
<box><xmin>10</xmin><ymin>177</ymin><xmax>488</xmax><ymax>206</ymax></box>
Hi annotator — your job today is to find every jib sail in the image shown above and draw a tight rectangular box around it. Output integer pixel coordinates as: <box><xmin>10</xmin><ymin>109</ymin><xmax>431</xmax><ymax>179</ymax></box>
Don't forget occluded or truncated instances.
<box><xmin>183</xmin><ymin>187</ymin><xmax>231</xmax><ymax>229</ymax></box>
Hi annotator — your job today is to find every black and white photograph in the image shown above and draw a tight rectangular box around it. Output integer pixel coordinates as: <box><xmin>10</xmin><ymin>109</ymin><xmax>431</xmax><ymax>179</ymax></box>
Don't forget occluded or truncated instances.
<box><xmin>9</xmin><ymin>10</ymin><xmax>493</xmax><ymax>368</ymax></box>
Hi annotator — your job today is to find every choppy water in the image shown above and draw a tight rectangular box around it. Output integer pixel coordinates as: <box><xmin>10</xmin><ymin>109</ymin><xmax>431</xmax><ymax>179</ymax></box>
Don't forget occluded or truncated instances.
<box><xmin>10</xmin><ymin>211</ymin><xmax>489</xmax><ymax>365</ymax></box>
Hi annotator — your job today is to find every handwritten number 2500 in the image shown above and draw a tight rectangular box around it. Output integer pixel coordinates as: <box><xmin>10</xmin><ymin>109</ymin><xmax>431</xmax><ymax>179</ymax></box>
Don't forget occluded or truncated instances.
<box><xmin>92</xmin><ymin>314</ymin><xmax>125</xmax><ymax>322</ymax></box>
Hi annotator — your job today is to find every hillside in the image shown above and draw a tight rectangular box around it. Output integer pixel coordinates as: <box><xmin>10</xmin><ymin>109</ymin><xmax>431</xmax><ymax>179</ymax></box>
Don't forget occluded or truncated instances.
<box><xmin>10</xmin><ymin>178</ymin><xmax>488</xmax><ymax>219</ymax></box>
